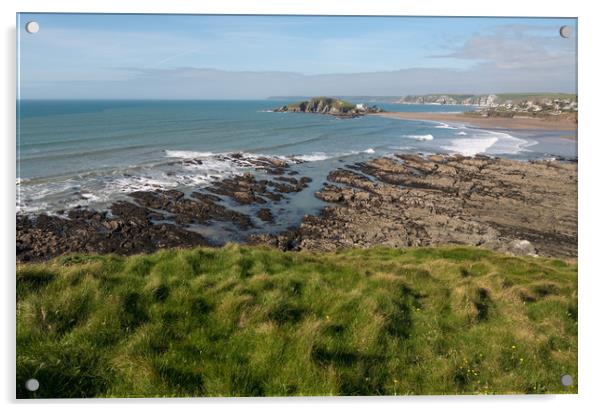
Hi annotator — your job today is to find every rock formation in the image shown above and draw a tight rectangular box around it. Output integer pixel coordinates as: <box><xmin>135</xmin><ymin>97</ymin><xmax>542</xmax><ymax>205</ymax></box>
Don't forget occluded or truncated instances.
<box><xmin>250</xmin><ymin>154</ymin><xmax>577</xmax><ymax>258</ymax></box>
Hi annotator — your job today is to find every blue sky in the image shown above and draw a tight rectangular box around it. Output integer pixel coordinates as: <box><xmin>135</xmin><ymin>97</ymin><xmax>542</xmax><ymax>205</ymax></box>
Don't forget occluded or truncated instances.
<box><xmin>17</xmin><ymin>14</ymin><xmax>577</xmax><ymax>99</ymax></box>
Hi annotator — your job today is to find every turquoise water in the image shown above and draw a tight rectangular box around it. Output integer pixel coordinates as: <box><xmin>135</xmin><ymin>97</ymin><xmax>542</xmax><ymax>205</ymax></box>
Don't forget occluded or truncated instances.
<box><xmin>17</xmin><ymin>100</ymin><xmax>576</xmax><ymax>214</ymax></box>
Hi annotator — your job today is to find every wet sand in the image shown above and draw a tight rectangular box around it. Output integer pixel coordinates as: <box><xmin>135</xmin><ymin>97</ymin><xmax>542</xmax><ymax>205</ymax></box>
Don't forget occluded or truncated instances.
<box><xmin>373</xmin><ymin>112</ymin><xmax>577</xmax><ymax>136</ymax></box>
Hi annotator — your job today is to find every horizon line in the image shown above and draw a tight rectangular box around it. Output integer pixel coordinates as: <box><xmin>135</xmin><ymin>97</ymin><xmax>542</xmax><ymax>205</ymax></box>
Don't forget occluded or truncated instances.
<box><xmin>17</xmin><ymin>92</ymin><xmax>578</xmax><ymax>101</ymax></box>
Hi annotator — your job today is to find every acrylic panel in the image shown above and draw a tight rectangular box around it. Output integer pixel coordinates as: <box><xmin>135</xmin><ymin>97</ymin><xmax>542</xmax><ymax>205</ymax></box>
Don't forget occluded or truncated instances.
<box><xmin>16</xmin><ymin>13</ymin><xmax>578</xmax><ymax>398</ymax></box>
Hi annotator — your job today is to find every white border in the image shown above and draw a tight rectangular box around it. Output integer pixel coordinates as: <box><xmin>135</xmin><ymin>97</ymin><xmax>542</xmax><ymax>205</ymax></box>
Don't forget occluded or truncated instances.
<box><xmin>2</xmin><ymin>1</ymin><xmax>600</xmax><ymax>411</ymax></box>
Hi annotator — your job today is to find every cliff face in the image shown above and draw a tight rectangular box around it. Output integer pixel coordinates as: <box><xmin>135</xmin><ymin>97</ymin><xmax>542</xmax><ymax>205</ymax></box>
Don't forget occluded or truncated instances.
<box><xmin>274</xmin><ymin>97</ymin><xmax>382</xmax><ymax>117</ymax></box>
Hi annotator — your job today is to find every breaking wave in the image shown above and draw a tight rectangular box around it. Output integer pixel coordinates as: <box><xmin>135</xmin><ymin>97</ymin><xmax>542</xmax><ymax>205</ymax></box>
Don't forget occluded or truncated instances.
<box><xmin>443</xmin><ymin>130</ymin><xmax>533</xmax><ymax>156</ymax></box>
<box><xmin>443</xmin><ymin>137</ymin><xmax>499</xmax><ymax>156</ymax></box>
<box><xmin>293</xmin><ymin>147</ymin><xmax>376</xmax><ymax>162</ymax></box>
<box><xmin>403</xmin><ymin>134</ymin><xmax>434</xmax><ymax>141</ymax></box>
<box><xmin>165</xmin><ymin>150</ymin><xmax>215</xmax><ymax>159</ymax></box>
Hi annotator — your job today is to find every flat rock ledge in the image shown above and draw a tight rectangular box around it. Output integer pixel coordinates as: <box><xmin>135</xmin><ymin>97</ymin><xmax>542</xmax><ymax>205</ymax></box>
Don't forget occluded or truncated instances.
<box><xmin>249</xmin><ymin>154</ymin><xmax>577</xmax><ymax>258</ymax></box>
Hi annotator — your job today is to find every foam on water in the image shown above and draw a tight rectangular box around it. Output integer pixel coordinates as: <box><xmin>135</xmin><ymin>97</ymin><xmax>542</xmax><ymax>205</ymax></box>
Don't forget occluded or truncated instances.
<box><xmin>294</xmin><ymin>152</ymin><xmax>331</xmax><ymax>162</ymax></box>
<box><xmin>293</xmin><ymin>148</ymin><xmax>375</xmax><ymax>162</ymax></box>
<box><xmin>403</xmin><ymin>134</ymin><xmax>434</xmax><ymax>141</ymax></box>
<box><xmin>443</xmin><ymin>130</ymin><xmax>532</xmax><ymax>156</ymax></box>
<box><xmin>484</xmin><ymin>131</ymin><xmax>535</xmax><ymax>155</ymax></box>
<box><xmin>434</xmin><ymin>122</ymin><xmax>456</xmax><ymax>129</ymax></box>
<box><xmin>165</xmin><ymin>150</ymin><xmax>216</xmax><ymax>159</ymax></box>
<box><xmin>17</xmin><ymin>152</ymin><xmax>252</xmax><ymax>213</ymax></box>
<box><xmin>21</xmin><ymin>146</ymin><xmax>375</xmax><ymax>213</ymax></box>
<box><xmin>443</xmin><ymin>137</ymin><xmax>499</xmax><ymax>156</ymax></box>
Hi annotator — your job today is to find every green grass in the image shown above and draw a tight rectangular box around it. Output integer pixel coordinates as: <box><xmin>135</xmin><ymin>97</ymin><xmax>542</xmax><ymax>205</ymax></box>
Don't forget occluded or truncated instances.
<box><xmin>16</xmin><ymin>245</ymin><xmax>577</xmax><ymax>398</ymax></box>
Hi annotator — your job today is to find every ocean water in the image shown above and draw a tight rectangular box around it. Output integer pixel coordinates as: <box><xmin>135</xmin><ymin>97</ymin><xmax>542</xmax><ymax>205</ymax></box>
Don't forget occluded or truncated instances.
<box><xmin>17</xmin><ymin>100</ymin><xmax>577</xmax><ymax>216</ymax></box>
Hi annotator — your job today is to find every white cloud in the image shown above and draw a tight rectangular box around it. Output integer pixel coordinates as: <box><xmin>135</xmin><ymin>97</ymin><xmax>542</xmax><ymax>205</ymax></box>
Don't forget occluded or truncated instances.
<box><xmin>431</xmin><ymin>24</ymin><xmax>576</xmax><ymax>70</ymax></box>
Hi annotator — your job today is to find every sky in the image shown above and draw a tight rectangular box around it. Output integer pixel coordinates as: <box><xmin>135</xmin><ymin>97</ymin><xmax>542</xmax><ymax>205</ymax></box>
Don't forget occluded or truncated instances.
<box><xmin>17</xmin><ymin>14</ymin><xmax>577</xmax><ymax>99</ymax></box>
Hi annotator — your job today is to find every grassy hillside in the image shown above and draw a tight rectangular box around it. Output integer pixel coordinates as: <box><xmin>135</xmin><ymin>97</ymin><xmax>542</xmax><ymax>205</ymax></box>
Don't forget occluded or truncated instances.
<box><xmin>16</xmin><ymin>245</ymin><xmax>577</xmax><ymax>398</ymax></box>
<box><xmin>495</xmin><ymin>93</ymin><xmax>577</xmax><ymax>102</ymax></box>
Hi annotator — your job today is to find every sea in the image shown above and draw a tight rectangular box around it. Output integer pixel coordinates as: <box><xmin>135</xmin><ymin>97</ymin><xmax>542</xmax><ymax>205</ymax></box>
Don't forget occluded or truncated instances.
<box><xmin>17</xmin><ymin>100</ymin><xmax>577</xmax><ymax>224</ymax></box>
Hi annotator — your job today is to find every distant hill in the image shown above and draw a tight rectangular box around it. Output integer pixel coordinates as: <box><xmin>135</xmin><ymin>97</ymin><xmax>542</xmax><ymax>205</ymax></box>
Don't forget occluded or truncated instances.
<box><xmin>399</xmin><ymin>93</ymin><xmax>577</xmax><ymax>106</ymax></box>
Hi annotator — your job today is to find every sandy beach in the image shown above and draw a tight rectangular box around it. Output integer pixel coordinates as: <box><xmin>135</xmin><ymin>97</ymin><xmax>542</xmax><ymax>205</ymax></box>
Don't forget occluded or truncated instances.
<box><xmin>373</xmin><ymin>111</ymin><xmax>577</xmax><ymax>135</ymax></box>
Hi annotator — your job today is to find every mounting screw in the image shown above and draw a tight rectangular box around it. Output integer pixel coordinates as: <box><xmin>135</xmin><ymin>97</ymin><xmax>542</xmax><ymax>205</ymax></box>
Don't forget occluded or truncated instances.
<box><xmin>25</xmin><ymin>21</ymin><xmax>39</xmax><ymax>34</ymax></box>
<box><xmin>25</xmin><ymin>378</ymin><xmax>39</xmax><ymax>392</ymax></box>
<box><xmin>560</xmin><ymin>374</ymin><xmax>573</xmax><ymax>387</ymax></box>
<box><xmin>559</xmin><ymin>25</ymin><xmax>571</xmax><ymax>39</ymax></box>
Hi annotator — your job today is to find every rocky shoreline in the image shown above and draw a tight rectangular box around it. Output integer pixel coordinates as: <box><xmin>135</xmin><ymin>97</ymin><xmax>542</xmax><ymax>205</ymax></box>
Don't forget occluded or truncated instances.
<box><xmin>17</xmin><ymin>153</ymin><xmax>577</xmax><ymax>262</ymax></box>
<box><xmin>249</xmin><ymin>154</ymin><xmax>577</xmax><ymax>258</ymax></box>
<box><xmin>16</xmin><ymin>154</ymin><xmax>312</xmax><ymax>262</ymax></box>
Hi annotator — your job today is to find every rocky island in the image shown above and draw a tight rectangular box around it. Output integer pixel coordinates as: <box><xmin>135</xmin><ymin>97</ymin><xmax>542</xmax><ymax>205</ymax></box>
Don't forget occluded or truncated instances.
<box><xmin>274</xmin><ymin>97</ymin><xmax>383</xmax><ymax>118</ymax></box>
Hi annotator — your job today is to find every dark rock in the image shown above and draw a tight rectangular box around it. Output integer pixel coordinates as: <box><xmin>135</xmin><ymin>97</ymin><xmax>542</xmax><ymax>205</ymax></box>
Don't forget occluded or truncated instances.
<box><xmin>247</xmin><ymin>229</ymin><xmax>300</xmax><ymax>251</ymax></box>
<box><xmin>207</xmin><ymin>173</ymin><xmax>286</xmax><ymax>205</ymax></box>
<box><xmin>256</xmin><ymin>208</ymin><xmax>274</xmax><ymax>222</ymax></box>
<box><xmin>16</xmin><ymin>205</ymin><xmax>209</xmax><ymax>262</ymax></box>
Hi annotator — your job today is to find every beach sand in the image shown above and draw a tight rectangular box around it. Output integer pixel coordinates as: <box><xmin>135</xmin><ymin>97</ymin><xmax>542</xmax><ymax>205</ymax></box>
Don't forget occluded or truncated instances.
<box><xmin>372</xmin><ymin>112</ymin><xmax>577</xmax><ymax>136</ymax></box>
